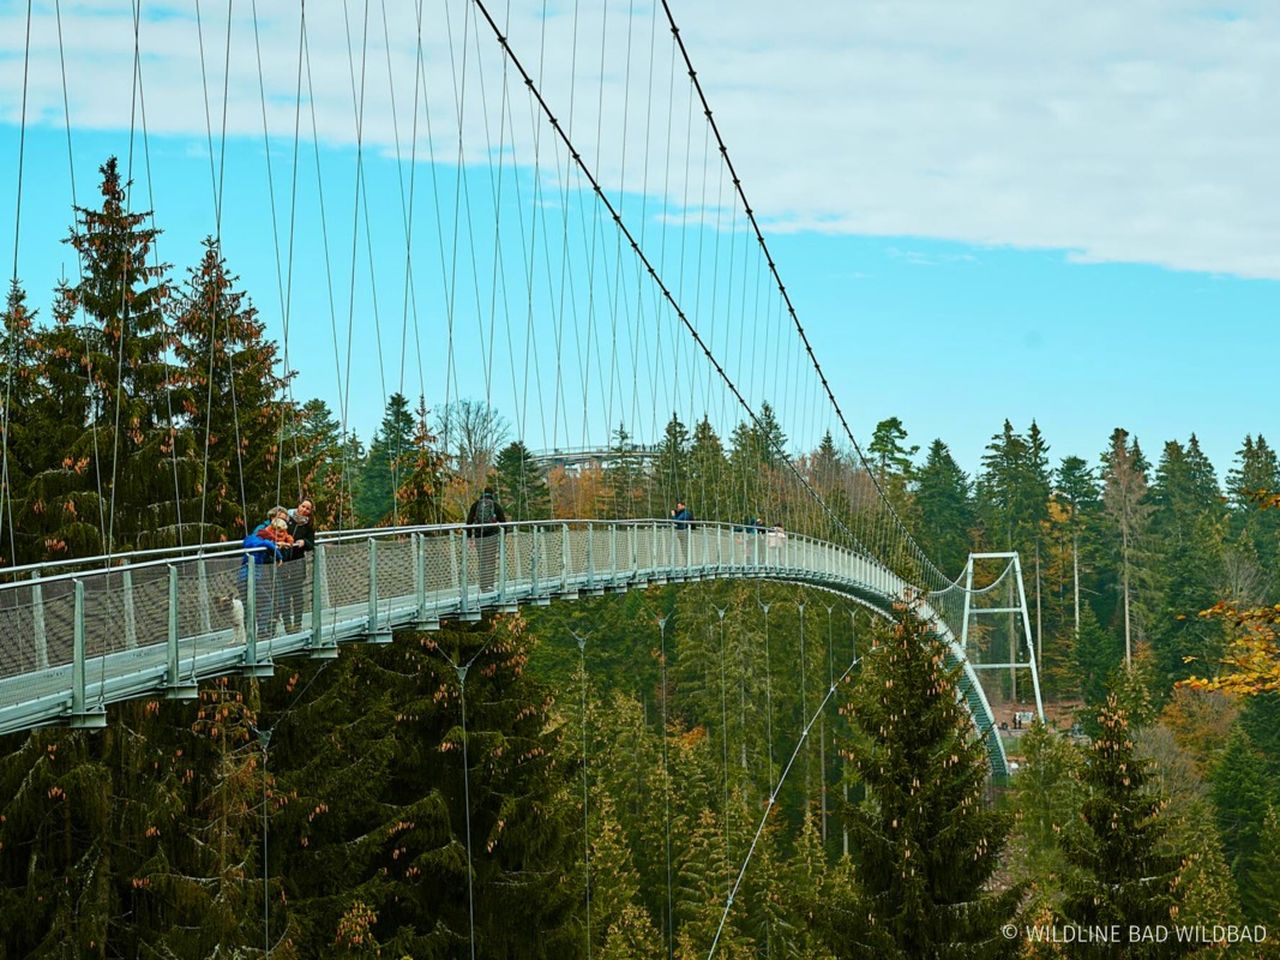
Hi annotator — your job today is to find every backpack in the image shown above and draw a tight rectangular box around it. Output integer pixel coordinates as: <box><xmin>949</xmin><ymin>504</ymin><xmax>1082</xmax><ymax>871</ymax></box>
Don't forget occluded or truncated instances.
<box><xmin>474</xmin><ymin>495</ymin><xmax>497</xmax><ymax>525</ymax></box>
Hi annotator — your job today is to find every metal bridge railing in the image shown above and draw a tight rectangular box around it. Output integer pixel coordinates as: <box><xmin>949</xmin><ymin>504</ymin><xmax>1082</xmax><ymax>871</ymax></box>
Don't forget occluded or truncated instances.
<box><xmin>0</xmin><ymin>520</ymin><xmax>1006</xmax><ymax>775</ymax></box>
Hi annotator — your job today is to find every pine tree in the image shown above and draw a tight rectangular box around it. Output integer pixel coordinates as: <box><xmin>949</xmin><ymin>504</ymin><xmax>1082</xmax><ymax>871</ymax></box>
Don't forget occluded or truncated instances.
<box><xmin>1209</xmin><ymin>728</ymin><xmax>1274</xmax><ymax>903</ymax></box>
<box><xmin>822</xmin><ymin>601</ymin><xmax>1020</xmax><ymax>959</ymax></box>
<box><xmin>493</xmin><ymin>439</ymin><xmax>549</xmax><ymax>522</ymax></box>
<box><xmin>914</xmin><ymin>438</ymin><xmax>974</xmax><ymax>577</ymax></box>
<box><xmin>1055</xmin><ymin>454</ymin><xmax>1101</xmax><ymax>638</ymax></box>
<box><xmin>397</xmin><ymin>397</ymin><xmax>451</xmax><ymax>524</ymax></box>
<box><xmin>355</xmin><ymin>392</ymin><xmax>415</xmax><ymax>525</ymax></box>
<box><xmin>171</xmin><ymin>237</ymin><xmax>288</xmax><ymax>539</ymax></box>
<box><xmin>0</xmin><ymin>280</ymin><xmax>41</xmax><ymax>563</ymax></box>
<box><xmin>1226</xmin><ymin>435</ymin><xmax>1280</xmax><ymax>596</ymax></box>
<box><xmin>26</xmin><ymin>156</ymin><xmax>176</xmax><ymax>557</ymax></box>
<box><xmin>1246</xmin><ymin>805</ymin><xmax>1280</xmax><ymax>926</ymax></box>
<box><xmin>283</xmin><ymin>397</ymin><xmax>345</xmax><ymax>523</ymax></box>
<box><xmin>1100</xmin><ymin>428</ymin><xmax>1154</xmax><ymax>667</ymax></box>
<box><xmin>1008</xmin><ymin>721</ymin><xmax>1082</xmax><ymax>883</ymax></box>
<box><xmin>603</xmin><ymin>423</ymin><xmax>647</xmax><ymax>520</ymax></box>
<box><xmin>269</xmin><ymin>614</ymin><xmax>582</xmax><ymax>957</ymax></box>
<box><xmin>653</xmin><ymin>413</ymin><xmax>691</xmax><ymax>513</ymax></box>
<box><xmin>1059</xmin><ymin>695</ymin><xmax>1195</xmax><ymax>958</ymax></box>
<box><xmin>687</xmin><ymin>417</ymin><xmax>730</xmax><ymax>522</ymax></box>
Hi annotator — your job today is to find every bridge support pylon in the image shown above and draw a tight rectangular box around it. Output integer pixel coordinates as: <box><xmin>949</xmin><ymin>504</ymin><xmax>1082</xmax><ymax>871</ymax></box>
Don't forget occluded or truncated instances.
<box><xmin>958</xmin><ymin>552</ymin><xmax>1045</xmax><ymax>727</ymax></box>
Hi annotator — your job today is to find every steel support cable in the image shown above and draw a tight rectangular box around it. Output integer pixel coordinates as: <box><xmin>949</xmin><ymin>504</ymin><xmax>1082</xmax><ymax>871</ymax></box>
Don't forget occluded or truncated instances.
<box><xmin>135</xmin><ymin>29</ymin><xmax>199</xmax><ymax>546</ymax></box>
<box><xmin>1</xmin><ymin>0</ymin><xmax>34</xmax><ymax>567</ymax></box>
<box><xmin>248</xmin><ymin>0</ymin><xmax>304</xmax><ymax>505</ymax></box>
<box><xmin>511</xmin><ymin>0</ymin><xmax>553</xmax><ymax>450</ymax></box>
<box><xmin>300</xmin><ymin>20</ymin><xmax>348</xmax><ymax>523</ymax></box>
<box><xmin>194</xmin><ymin>0</ymin><xmax>234</xmax><ymax>538</ymax></box>
<box><xmin>104</xmin><ymin>0</ymin><xmax>149</xmax><ymax>559</ymax></box>
<box><xmin>466</xmin><ymin>0</ymin><xmax>517</xmax><ymax>481</ymax></box>
<box><xmin>573</xmin><ymin>629</ymin><xmax>593</xmax><ymax>960</ymax></box>
<box><xmin>714</xmin><ymin>610</ymin><xmax>731</xmax><ymax>896</ymax></box>
<box><xmin>642</xmin><ymin>31</ymin><xmax>681</xmax><ymax>520</ymax></box>
<box><xmin>469</xmin><ymin>0</ymin><xmax>872</xmax><ymax>563</ymax></box>
<box><xmin>657</xmin><ymin>2</ymin><xmax>953</xmax><ymax>591</ymax></box>
<box><xmin>439</xmin><ymin>0</ymin><xmax>473</xmax><ymax>462</ymax></box>
<box><xmin>53</xmin><ymin>0</ymin><xmax>109</xmax><ymax>552</ymax></box>
<box><xmin>389</xmin><ymin>0</ymin><xmax>430</xmax><ymax>437</ymax></box>
<box><xmin>452</xmin><ymin>9</ymin><xmax>500</xmax><ymax>426</ymax></box>
<box><xmin>657</xmin><ymin>615</ymin><xmax>675</xmax><ymax>960</ymax></box>
<box><xmin>339</xmin><ymin>0</ymin><xmax>385</xmax><ymax>525</ymax></box>
<box><xmin>705</xmin><ymin>651</ymin><xmax>864</xmax><ymax>960</ymax></box>
<box><xmin>485</xmin><ymin>0</ymin><xmax>538</xmax><ymax>462</ymax></box>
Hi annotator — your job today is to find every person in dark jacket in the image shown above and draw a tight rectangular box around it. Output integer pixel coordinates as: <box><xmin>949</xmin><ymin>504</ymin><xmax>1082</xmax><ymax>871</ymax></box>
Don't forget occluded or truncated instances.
<box><xmin>670</xmin><ymin>499</ymin><xmax>693</xmax><ymax>565</ymax></box>
<box><xmin>283</xmin><ymin>497</ymin><xmax>316</xmax><ymax>631</ymax></box>
<box><xmin>466</xmin><ymin>487</ymin><xmax>506</xmax><ymax>591</ymax></box>
<box><xmin>240</xmin><ymin>507</ymin><xmax>287</xmax><ymax>636</ymax></box>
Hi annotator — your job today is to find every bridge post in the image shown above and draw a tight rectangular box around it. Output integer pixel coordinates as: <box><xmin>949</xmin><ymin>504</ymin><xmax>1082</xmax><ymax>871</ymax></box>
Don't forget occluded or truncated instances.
<box><xmin>122</xmin><ymin>568</ymin><xmax>137</xmax><ymax>650</ymax></box>
<box><xmin>497</xmin><ymin>528</ymin><xmax>510</xmax><ymax>608</ymax></box>
<box><xmin>197</xmin><ymin>557</ymin><xmax>212</xmax><ymax>635</ymax></box>
<box><xmin>69</xmin><ymin>579</ymin><xmax>104</xmax><ymax>728</ymax></box>
<box><xmin>531</xmin><ymin>524</ymin><xmax>542</xmax><ymax>597</ymax></box>
<box><xmin>585</xmin><ymin>522</ymin><xmax>596</xmax><ymax>593</ymax></box>
<box><xmin>366</xmin><ymin>538</ymin><xmax>392</xmax><ymax>643</ymax></box>
<box><xmin>165</xmin><ymin>564</ymin><xmax>197</xmax><ymax>699</ymax></box>
<box><xmin>309</xmin><ymin>543</ymin><xmax>338</xmax><ymax>658</ymax></box>
<box><xmin>413</xmin><ymin>532</ymin><xmax>426</xmax><ymax>619</ymax></box>
<box><xmin>609</xmin><ymin>523</ymin><xmax>618</xmax><ymax>590</ymax></box>
<box><xmin>560</xmin><ymin>522</ymin><xmax>571</xmax><ymax>595</ymax></box>
<box><xmin>30</xmin><ymin>573</ymin><xmax>48</xmax><ymax>670</ymax></box>
<box><xmin>457</xmin><ymin>530</ymin><xmax>469</xmax><ymax>614</ymax></box>
<box><xmin>960</xmin><ymin>557</ymin><xmax>974</xmax><ymax>653</ymax></box>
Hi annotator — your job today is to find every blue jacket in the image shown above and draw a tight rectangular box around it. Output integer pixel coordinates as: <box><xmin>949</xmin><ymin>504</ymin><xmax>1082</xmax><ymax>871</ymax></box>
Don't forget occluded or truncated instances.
<box><xmin>240</xmin><ymin>523</ymin><xmax>284</xmax><ymax>575</ymax></box>
<box><xmin>671</xmin><ymin>508</ymin><xmax>693</xmax><ymax>532</ymax></box>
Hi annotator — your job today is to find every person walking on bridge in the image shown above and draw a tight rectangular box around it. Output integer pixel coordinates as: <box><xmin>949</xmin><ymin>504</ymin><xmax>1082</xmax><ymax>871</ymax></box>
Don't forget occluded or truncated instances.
<box><xmin>670</xmin><ymin>499</ymin><xmax>693</xmax><ymax>567</ymax></box>
<box><xmin>467</xmin><ymin>486</ymin><xmax>507</xmax><ymax>592</ymax></box>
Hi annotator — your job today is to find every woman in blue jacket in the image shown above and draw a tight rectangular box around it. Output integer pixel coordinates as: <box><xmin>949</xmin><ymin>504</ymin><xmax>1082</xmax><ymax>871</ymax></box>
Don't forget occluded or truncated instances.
<box><xmin>239</xmin><ymin>507</ymin><xmax>288</xmax><ymax>637</ymax></box>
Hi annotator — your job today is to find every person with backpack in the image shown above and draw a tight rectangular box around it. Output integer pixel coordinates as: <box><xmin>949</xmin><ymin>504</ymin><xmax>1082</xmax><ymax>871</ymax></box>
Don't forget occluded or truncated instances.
<box><xmin>466</xmin><ymin>486</ymin><xmax>507</xmax><ymax>592</ymax></box>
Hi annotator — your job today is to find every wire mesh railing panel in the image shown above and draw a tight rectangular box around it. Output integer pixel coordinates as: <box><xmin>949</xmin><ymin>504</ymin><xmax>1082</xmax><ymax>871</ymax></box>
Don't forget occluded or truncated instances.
<box><xmin>376</xmin><ymin>538</ymin><xmax>415</xmax><ymax>605</ymax></box>
<box><xmin>421</xmin><ymin>532</ymin><xmax>459</xmax><ymax>597</ymax></box>
<box><xmin>38</xmin><ymin>590</ymin><xmax>76</xmax><ymax>675</ymax></box>
<box><xmin>325</xmin><ymin>540</ymin><xmax>371</xmax><ymax>610</ymax></box>
<box><xmin>0</xmin><ymin>590</ymin><xmax>40</xmax><ymax>679</ymax></box>
<box><xmin>502</xmin><ymin>529</ymin><xmax>531</xmax><ymax>593</ymax></box>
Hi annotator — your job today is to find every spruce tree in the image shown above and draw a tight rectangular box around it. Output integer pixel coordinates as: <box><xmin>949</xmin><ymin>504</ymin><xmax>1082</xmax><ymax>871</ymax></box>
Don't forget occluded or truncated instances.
<box><xmin>282</xmin><ymin>397</ymin><xmax>346</xmax><ymax>524</ymax></box>
<box><xmin>396</xmin><ymin>397</ymin><xmax>451</xmax><ymax>524</ymax></box>
<box><xmin>1209</xmin><ymin>728</ymin><xmax>1274</xmax><ymax>903</ymax></box>
<box><xmin>355</xmin><ymin>392</ymin><xmax>415</xmax><ymax>525</ymax></box>
<box><xmin>653</xmin><ymin>413</ymin><xmax>691</xmax><ymax>513</ymax></box>
<box><xmin>603</xmin><ymin>423</ymin><xmax>647</xmax><ymax>519</ymax></box>
<box><xmin>493</xmin><ymin>440</ymin><xmax>549</xmax><ymax>522</ymax></box>
<box><xmin>1074</xmin><ymin>604</ymin><xmax>1122</xmax><ymax>712</ymax></box>
<box><xmin>914</xmin><ymin>438</ymin><xmax>975</xmax><ymax>577</ymax></box>
<box><xmin>63</xmin><ymin>156</ymin><xmax>178</xmax><ymax>552</ymax></box>
<box><xmin>1059</xmin><ymin>695</ymin><xmax>1195</xmax><ymax>958</ymax></box>
<box><xmin>171</xmin><ymin>237</ymin><xmax>287</xmax><ymax>539</ymax></box>
<box><xmin>822</xmin><ymin>601</ymin><xmax>1020</xmax><ymax>959</ymax></box>
<box><xmin>1100</xmin><ymin>428</ymin><xmax>1154</xmax><ymax>666</ymax></box>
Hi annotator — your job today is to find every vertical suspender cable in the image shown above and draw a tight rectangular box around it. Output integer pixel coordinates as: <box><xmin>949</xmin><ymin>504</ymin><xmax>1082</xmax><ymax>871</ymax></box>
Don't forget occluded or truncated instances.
<box><xmin>1</xmin><ymin>0</ymin><xmax>33</xmax><ymax>566</ymax></box>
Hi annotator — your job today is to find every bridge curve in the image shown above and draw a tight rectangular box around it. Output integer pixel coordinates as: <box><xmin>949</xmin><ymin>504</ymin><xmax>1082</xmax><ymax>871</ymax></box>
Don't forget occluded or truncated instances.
<box><xmin>0</xmin><ymin>521</ymin><xmax>1006</xmax><ymax>775</ymax></box>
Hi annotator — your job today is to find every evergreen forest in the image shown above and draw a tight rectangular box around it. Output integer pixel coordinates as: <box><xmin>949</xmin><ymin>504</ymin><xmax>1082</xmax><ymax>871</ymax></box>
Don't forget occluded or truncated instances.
<box><xmin>1</xmin><ymin>159</ymin><xmax>1279</xmax><ymax>957</ymax></box>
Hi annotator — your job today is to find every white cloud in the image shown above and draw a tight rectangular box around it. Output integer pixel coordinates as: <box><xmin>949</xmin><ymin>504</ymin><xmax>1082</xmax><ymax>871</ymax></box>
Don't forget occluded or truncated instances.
<box><xmin>2</xmin><ymin>0</ymin><xmax>1279</xmax><ymax>278</ymax></box>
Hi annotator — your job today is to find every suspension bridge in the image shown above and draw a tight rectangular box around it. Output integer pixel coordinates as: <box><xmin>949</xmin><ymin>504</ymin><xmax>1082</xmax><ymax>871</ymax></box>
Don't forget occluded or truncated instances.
<box><xmin>0</xmin><ymin>0</ymin><xmax>1044</xmax><ymax>953</ymax></box>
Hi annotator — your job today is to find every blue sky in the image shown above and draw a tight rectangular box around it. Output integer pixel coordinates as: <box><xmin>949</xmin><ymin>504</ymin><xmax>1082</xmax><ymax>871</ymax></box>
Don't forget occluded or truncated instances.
<box><xmin>1</xmin><ymin>0</ymin><xmax>1277</xmax><ymax>484</ymax></box>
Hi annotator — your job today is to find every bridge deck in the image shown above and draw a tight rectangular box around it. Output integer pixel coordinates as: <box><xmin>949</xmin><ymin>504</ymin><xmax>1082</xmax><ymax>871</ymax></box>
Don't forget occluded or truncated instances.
<box><xmin>0</xmin><ymin>521</ymin><xmax>1006</xmax><ymax>775</ymax></box>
